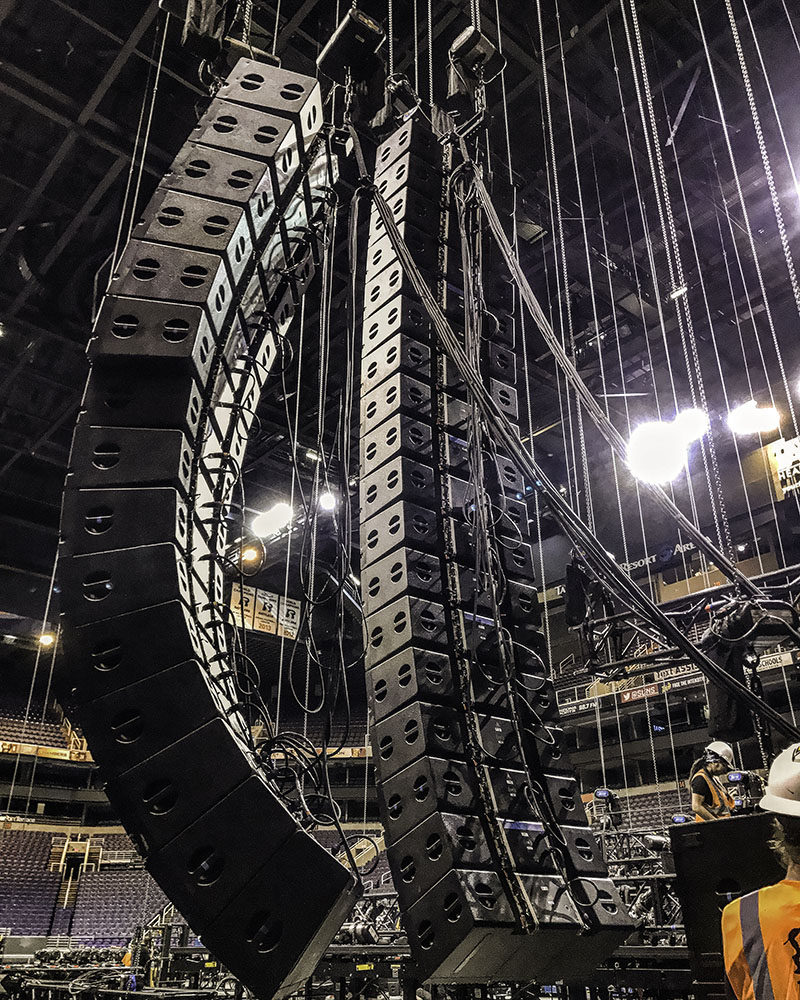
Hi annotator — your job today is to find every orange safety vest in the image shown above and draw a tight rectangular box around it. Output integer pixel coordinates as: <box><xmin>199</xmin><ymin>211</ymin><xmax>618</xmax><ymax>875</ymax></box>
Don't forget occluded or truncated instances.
<box><xmin>693</xmin><ymin>768</ymin><xmax>735</xmax><ymax>821</ymax></box>
<box><xmin>722</xmin><ymin>880</ymin><xmax>800</xmax><ymax>999</ymax></box>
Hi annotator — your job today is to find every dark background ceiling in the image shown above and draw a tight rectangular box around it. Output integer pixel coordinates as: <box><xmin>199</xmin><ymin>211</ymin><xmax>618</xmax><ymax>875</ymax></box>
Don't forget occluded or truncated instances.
<box><xmin>1</xmin><ymin>0</ymin><xmax>799</xmax><ymax>639</ymax></box>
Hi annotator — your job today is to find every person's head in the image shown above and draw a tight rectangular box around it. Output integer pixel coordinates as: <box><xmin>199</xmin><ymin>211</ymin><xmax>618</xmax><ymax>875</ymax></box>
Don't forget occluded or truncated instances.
<box><xmin>760</xmin><ymin>743</ymin><xmax>800</xmax><ymax>871</ymax></box>
<box><xmin>770</xmin><ymin>815</ymin><xmax>800</xmax><ymax>869</ymax></box>
<box><xmin>704</xmin><ymin>740</ymin><xmax>734</xmax><ymax>775</ymax></box>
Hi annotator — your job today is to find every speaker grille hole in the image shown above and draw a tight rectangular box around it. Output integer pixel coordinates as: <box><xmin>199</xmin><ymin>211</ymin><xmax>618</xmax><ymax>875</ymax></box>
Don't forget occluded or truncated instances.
<box><xmin>203</xmin><ymin>214</ymin><xmax>230</xmax><ymax>236</ymax></box>
<box><xmin>82</xmin><ymin>572</ymin><xmax>113</xmax><ymax>601</ymax></box>
<box><xmin>188</xmin><ymin>846</ymin><xmax>224</xmax><ymax>886</ymax></box>
<box><xmin>426</xmin><ymin>833</ymin><xmax>443</xmax><ymax>861</ymax></box>
<box><xmin>212</xmin><ymin>114</ymin><xmax>238</xmax><ymax>133</ymax></box>
<box><xmin>399</xmin><ymin>856</ymin><xmax>416</xmax><ymax>883</ymax></box>
<box><xmin>185</xmin><ymin>159</ymin><xmax>210</xmax><ymax>178</ymax></box>
<box><xmin>132</xmin><ymin>258</ymin><xmax>160</xmax><ymax>280</ymax></box>
<box><xmin>84</xmin><ymin>506</ymin><xmax>113</xmax><ymax>534</ymax></box>
<box><xmin>143</xmin><ymin>779</ymin><xmax>177</xmax><ymax>815</ymax></box>
<box><xmin>418</xmin><ymin>920</ymin><xmax>435</xmax><ymax>949</ymax></box>
<box><xmin>157</xmin><ymin>206</ymin><xmax>184</xmax><ymax>227</ymax></box>
<box><xmin>111</xmin><ymin>709</ymin><xmax>143</xmax><ymax>744</ymax></box>
<box><xmin>111</xmin><ymin>315</ymin><xmax>139</xmax><ymax>338</ymax></box>
<box><xmin>162</xmin><ymin>318</ymin><xmax>191</xmax><ymax>343</ymax></box>
<box><xmin>246</xmin><ymin>912</ymin><xmax>283</xmax><ymax>953</ymax></box>
<box><xmin>474</xmin><ymin>882</ymin><xmax>496</xmax><ymax>908</ymax></box>
<box><xmin>443</xmin><ymin>892</ymin><xmax>462</xmax><ymax>922</ymax></box>
<box><xmin>456</xmin><ymin>826</ymin><xmax>477</xmax><ymax>852</ymax></box>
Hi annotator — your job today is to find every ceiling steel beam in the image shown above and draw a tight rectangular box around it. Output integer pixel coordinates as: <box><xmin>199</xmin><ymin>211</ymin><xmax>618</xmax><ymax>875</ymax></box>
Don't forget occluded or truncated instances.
<box><xmin>0</xmin><ymin>396</ymin><xmax>79</xmax><ymax>481</ymax></box>
<box><xmin>275</xmin><ymin>0</ymin><xmax>322</xmax><ymax>55</ymax></box>
<box><xmin>6</xmin><ymin>157</ymin><xmax>127</xmax><ymax>318</ymax></box>
<box><xmin>47</xmin><ymin>0</ymin><xmax>205</xmax><ymax>96</ymax></box>
<box><xmin>0</xmin><ymin>1</ymin><xmax>160</xmax><ymax>264</ymax></box>
<box><xmin>0</xmin><ymin>62</ymin><xmax>173</xmax><ymax>165</ymax></box>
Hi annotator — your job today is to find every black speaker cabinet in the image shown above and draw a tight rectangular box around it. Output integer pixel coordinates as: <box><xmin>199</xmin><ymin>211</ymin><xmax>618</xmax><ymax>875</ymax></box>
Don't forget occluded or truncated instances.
<box><xmin>670</xmin><ymin>812</ymin><xmax>784</xmax><ymax>988</ymax></box>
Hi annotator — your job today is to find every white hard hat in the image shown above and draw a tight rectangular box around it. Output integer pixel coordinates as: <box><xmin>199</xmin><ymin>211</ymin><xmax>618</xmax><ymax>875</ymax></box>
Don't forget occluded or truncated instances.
<box><xmin>760</xmin><ymin>744</ymin><xmax>800</xmax><ymax>817</ymax></box>
<box><xmin>706</xmin><ymin>741</ymin><xmax>735</xmax><ymax>766</ymax></box>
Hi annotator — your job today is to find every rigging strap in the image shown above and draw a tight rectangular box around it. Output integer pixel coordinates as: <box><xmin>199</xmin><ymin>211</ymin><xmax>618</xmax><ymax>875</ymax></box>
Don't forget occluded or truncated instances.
<box><xmin>351</xmin><ymin>127</ymin><xmax>800</xmax><ymax>745</ymax></box>
<box><xmin>463</xmin><ymin>156</ymin><xmax>763</xmax><ymax>601</ymax></box>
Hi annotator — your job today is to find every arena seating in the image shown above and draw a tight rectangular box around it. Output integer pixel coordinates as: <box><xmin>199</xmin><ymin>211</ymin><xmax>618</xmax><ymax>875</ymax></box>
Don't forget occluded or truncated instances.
<box><xmin>0</xmin><ymin>831</ymin><xmax>60</xmax><ymax>934</ymax></box>
<box><xmin>71</xmin><ymin>869</ymin><xmax>170</xmax><ymax>945</ymax></box>
<box><xmin>0</xmin><ymin>695</ymin><xmax>66</xmax><ymax>746</ymax></box>
<box><xmin>98</xmin><ymin>833</ymin><xmax>137</xmax><ymax>852</ymax></box>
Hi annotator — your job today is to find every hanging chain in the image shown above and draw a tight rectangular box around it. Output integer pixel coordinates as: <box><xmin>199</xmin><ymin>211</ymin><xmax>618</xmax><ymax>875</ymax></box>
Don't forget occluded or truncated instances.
<box><xmin>624</xmin><ymin>0</ymin><xmax>733</xmax><ymax>567</ymax></box>
<box><xmin>427</xmin><ymin>0</ymin><xmax>434</xmax><ymax>106</ymax></box>
<box><xmin>387</xmin><ymin>0</ymin><xmax>394</xmax><ymax>77</ymax></box>
<box><xmin>724</xmin><ymin>0</ymin><xmax>800</xmax><ymax>333</ymax></box>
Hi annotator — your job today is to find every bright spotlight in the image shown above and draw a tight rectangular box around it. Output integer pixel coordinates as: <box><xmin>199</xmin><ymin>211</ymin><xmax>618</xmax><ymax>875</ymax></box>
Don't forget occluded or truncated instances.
<box><xmin>319</xmin><ymin>491</ymin><xmax>336</xmax><ymax>511</ymax></box>
<box><xmin>252</xmin><ymin>501</ymin><xmax>293</xmax><ymax>537</ymax></box>
<box><xmin>673</xmin><ymin>408</ymin><xmax>709</xmax><ymax>443</ymax></box>
<box><xmin>39</xmin><ymin>633</ymin><xmax>55</xmax><ymax>646</ymax></box>
<box><xmin>727</xmin><ymin>400</ymin><xmax>780</xmax><ymax>436</ymax></box>
<box><xmin>627</xmin><ymin>421</ymin><xmax>687</xmax><ymax>484</ymax></box>
<box><xmin>241</xmin><ymin>547</ymin><xmax>260</xmax><ymax>563</ymax></box>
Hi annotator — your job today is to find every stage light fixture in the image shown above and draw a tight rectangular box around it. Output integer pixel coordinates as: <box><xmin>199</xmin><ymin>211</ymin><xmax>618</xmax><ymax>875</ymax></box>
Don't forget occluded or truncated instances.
<box><xmin>627</xmin><ymin>421</ymin><xmax>687</xmax><ymax>484</ymax></box>
<box><xmin>252</xmin><ymin>501</ymin><xmax>293</xmax><ymax>538</ymax></box>
<box><xmin>39</xmin><ymin>633</ymin><xmax>55</xmax><ymax>646</ymax></box>
<box><xmin>319</xmin><ymin>491</ymin><xmax>336</xmax><ymax>511</ymax></box>
<box><xmin>241</xmin><ymin>547</ymin><xmax>260</xmax><ymax>563</ymax></box>
<box><xmin>673</xmin><ymin>407</ymin><xmax>709</xmax><ymax>443</ymax></box>
<box><xmin>727</xmin><ymin>400</ymin><xmax>780</xmax><ymax>435</ymax></box>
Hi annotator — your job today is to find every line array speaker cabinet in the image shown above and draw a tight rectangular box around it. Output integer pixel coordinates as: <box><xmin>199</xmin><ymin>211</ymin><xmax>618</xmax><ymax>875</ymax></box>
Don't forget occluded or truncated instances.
<box><xmin>58</xmin><ymin>61</ymin><xmax>359</xmax><ymax>1000</ymax></box>
<box><xmin>671</xmin><ymin>812</ymin><xmax>783</xmax><ymax>990</ymax></box>
<box><xmin>360</xmin><ymin>120</ymin><xmax>633</xmax><ymax>982</ymax></box>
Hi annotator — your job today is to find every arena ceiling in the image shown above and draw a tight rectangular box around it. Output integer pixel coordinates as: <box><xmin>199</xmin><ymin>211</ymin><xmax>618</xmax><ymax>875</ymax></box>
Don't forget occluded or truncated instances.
<box><xmin>0</xmin><ymin>0</ymin><xmax>798</xmax><ymax>634</ymax></box>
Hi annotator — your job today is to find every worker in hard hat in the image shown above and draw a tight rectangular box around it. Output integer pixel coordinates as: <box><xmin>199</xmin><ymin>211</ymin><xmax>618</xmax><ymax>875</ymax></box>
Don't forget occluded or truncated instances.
<box><xmin>689</xmin><ymin>741</ymin><xmax>736</xmax><ymax>822</ymax></box>
<box><xmin>722</xmin><ymin>743</ymin><xmax>800</xmax><ymax>999</ymax></box>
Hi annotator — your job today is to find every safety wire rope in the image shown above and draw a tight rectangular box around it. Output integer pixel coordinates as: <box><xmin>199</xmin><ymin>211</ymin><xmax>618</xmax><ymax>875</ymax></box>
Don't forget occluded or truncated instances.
<box><xmin>555</xmin><ymin>0</ymin><xmax>641</xmax><ymax>570</ymax></box>
<box><xmin>125</xmin><ymin>13</ymin><xmax>170</xmax><ymax>252</ymax></box>
<box><xmin>271</xmin><ymin>0</ymin><xmax>282</xmax><ymax>57</ymax></box>
<box><xmin>536</xmin><ymin>74</ymin><xmax>580</xmax><ymax>516</ymax></box>
<box><xmin>613</xmin><ymin>693</ymin><xmax>635</xmax><ymax>828</ymax></box>
<box><xmin>741</xmin><ymin>4</ymin><xmax>800</xmax><ymax>214</ymax></box>
<box><xmin>781</xmin><ymin>0</ymin><xmax>800</xmax><ymax>56</ymax></box>
<box><xmin>692</xmin><ymin>0</ymin><xmax>799</xmax><ymax>440</ymax></box>
<box><xmin>547</xmin><ymin>9</ymin><xmax>724</xmax><ymax>595</ymax></box>
<box><xmin>553</xmin><ymin>0</ymin><xmax>607</xmax><ymax>538</ymax></box>
<box><xmin>701</xmin><ymin>112</ymin><xmax>794</xmax><ymax>567</ymax></box>
<box><xmin>584</xmin><ymin>125</ymin><xmax>634</xmax><ymax>576</ymax></box>
<box><xmin>107</xmin><ymin>11</ymin><xmax>168</xmax><ymax>283</ymax></box>
<box><xmin>535</xmin><ymin>0</ymin><xmax>589</xmax><ymax>526</ymax></box>
<box><xmin>642</xmin><ymin>693</ymin><xmax>665</xmax><ymax>832</ymax></box>
<box><xmin>275</xmin><ymin>296</ymin><xmax>307</xmax><ymax>735</ymax></box>
<box><xmin>609</xmin><ymin>13</ymin><xmax>711</xmax><ymax>592</ymax></box>
<box><xmin>656</xmin><ymin>61</ymin><xmax>767</xmax><ymax>577</ymax></box>
<box><xmin>2</xmin><ymin>551</ymin><xmax>60</xmax><ymax>823</ymax></box>
<box><xmin>468</xmin><ymin>157</ymin><xmax>761</xmax><ymax>600</ymax></box>
<box><xmin>451</xmin><ymin>171</ymin><xmax>545</xmax><ymax>934</ymax></box>
<box><xmin>359</xmin><ymin>139</ymin><xmax>800</xmax><ymax>743</ymax></box>
<box><xmin>724</xmin><ymin>0</ymin><xmax>800</xmax><ymax>329</ymax></box>
<box><xmin>22</xmin><ymin>624</ymin><xmax>61</xmax><ymax>818</ymax></box>
<box><xmin>663</xmin><ymin>687</ymin><xmax>684</xmax><ymax>813</ymax></box>
<box><xmin>697</xmin><ymin>64</ymin><xmax>800</xmax><ymax>538</ymax></box>
<box><xmin>494</xmin><ymin>0</ymin><xmax>554</xmax><ymax>669</ymax></box>
<box><xmin>606</xmin><ymin>19</ymin><xmax>695</xmax><ymax>590</ymax></box>
<box><xmin>450</xmin><ymin>128</ymin><xmax>583</xmax><ymax>928</ymax></box>
<box><xmin>620</xmin><ymin>0</ymin><xmax>733</xmax><ymax>570</ymax></box>
<box><xmin>586</xmin><ymin>129</ymin><xmax>657</xmax><ymax>595</ymax></box>
<box><xmin>536</xmin><ymin>98</ymin><xmax>577</xmax><ymax>517</ymax></box>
